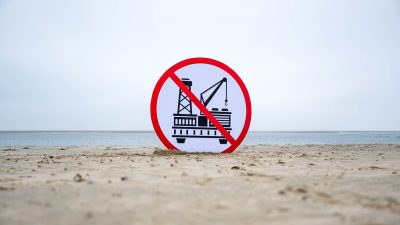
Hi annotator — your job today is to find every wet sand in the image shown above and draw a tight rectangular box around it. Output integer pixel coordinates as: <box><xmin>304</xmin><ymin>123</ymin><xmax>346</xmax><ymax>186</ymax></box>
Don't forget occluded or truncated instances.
<box><xmin>1</xmin><ymin>144</ymin><xmax>400</xmax><ymax>225</ymax></box>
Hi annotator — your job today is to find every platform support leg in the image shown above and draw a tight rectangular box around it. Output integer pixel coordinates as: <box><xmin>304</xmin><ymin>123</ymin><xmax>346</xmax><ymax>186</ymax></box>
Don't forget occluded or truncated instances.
<box><xmin>219</xmin><ymin>139</ymin><xmax>227</xmax><ymax>144</ymax></box>
<box><xmin>176</xmin><ymin>138</ymin><xmax>186</xmax><ymax>143</ymax></box>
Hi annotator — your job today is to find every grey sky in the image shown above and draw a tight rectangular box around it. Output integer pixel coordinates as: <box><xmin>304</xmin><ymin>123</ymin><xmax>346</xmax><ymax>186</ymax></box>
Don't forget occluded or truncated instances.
<box><xmin>0</xmin><ymin>0</ymin><xmax>399</xmax><ymax>131</ymax></box>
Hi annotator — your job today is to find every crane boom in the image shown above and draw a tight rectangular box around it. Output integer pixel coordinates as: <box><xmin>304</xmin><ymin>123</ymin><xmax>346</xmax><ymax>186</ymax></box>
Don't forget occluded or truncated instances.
<box><xmin>200</xmin><ymin>77</ymin><xmax>228</xmax><ymax>107</ymax></box>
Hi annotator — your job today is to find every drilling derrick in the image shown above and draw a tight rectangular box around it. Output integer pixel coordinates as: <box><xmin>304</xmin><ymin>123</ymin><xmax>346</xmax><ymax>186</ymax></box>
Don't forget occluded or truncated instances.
<box><xmin>177</xmin><ymin>78</ymin><xmax>193</xmax><ymax>115</ymax></box>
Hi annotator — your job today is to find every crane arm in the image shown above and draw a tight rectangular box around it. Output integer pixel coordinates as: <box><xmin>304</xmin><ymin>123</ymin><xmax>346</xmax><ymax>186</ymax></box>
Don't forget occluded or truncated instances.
<box><xmin>200</xmin><ymin>77</ymin><xmax>228</xmax><ymax>107</ymax></box>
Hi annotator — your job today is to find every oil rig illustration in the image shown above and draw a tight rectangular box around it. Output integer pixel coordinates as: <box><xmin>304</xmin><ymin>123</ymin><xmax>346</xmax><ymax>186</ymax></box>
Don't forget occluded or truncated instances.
<box><xmin>172</xmin><ymin>77</ymin><xmax>232</xmax><ymax>144</ymax></box>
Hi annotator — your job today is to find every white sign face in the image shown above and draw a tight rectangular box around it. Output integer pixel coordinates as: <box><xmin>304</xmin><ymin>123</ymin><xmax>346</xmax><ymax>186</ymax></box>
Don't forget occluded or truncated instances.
<box><xmin>151</xmin><ymin>58</ymin><xmax>251</xmax><ymax>153</ymax></box>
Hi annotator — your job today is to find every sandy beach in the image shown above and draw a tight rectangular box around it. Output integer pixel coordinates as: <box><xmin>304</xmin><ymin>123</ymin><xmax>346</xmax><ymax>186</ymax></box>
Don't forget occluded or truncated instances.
<box><xmin>1</xmin><ymin>144</ymin><xmax>400</xmax><ymax>225</ymax></box>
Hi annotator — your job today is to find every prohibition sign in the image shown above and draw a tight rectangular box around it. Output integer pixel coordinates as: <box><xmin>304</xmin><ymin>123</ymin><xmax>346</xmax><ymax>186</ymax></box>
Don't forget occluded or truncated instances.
<box><xmin>150</xmin><ymin>57</ymin><xmax>251</xmax><ymax>153</ymax></box>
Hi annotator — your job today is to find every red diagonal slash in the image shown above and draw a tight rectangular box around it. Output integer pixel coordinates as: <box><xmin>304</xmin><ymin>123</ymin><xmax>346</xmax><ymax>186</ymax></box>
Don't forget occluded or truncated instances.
<box><xmin>169</xmin><ymin>72</ymin><xmax>236</xmax><ymax>145</ymax></box>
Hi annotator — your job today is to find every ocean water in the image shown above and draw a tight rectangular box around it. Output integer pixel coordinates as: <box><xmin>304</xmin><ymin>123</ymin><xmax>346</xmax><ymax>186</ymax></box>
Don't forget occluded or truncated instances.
<box><xmin>0</xmin><ymin>131</ymin><xmax>399</xmax><ymax>147</ymax></box>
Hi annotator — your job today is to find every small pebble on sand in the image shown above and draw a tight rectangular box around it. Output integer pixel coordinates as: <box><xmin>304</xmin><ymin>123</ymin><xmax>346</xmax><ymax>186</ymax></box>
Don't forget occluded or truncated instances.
<box><xmin>73</xmin><ymin>173</ymin><xmax>85</xmax><ymax>182</ymax></box>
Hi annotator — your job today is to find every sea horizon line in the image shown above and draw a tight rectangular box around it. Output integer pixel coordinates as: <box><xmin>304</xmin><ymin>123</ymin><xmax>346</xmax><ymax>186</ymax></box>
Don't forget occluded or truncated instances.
<box><xmin>0</xmin><ymin>130</ymin><xmax>399</xmax><ymax>133</ymax></box>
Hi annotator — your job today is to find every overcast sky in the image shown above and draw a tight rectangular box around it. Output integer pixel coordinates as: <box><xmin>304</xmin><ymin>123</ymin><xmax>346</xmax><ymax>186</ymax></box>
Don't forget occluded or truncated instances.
<box><xmin>0</xmin><ymin>0</ymin><xmax>399</xmax><ymax>131</ymax></box>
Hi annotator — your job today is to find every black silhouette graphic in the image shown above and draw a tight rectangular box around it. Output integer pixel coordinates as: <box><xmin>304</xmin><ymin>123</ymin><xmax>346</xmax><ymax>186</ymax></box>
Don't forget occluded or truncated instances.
<box><xmin>172</xmin><ymin>77</ymin><xmax>232</xmax><ymax>144</ymax></box>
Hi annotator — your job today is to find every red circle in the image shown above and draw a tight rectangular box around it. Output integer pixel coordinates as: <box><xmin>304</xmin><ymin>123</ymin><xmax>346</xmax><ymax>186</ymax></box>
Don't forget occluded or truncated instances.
<box><xmin>150</xmin><ymin>57</ymin><xmax>252</xmax><ymax>153</ymax></box>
